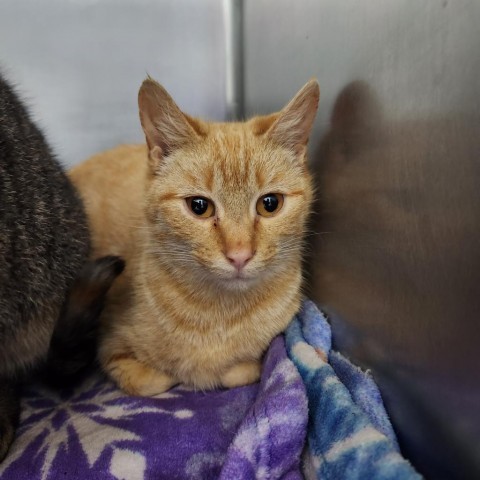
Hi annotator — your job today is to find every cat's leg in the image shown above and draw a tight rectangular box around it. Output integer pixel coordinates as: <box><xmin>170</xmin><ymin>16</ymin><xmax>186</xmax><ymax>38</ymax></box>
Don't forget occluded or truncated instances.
<box><xmin>104</xmin><ymin>356</ymin><xmax>176</xmax><ymax>397</ymax></box>
<box><xmin>0</xmin><ymin>379</ymin><xmax>20</xmax><ymax>461</ymax></box>
<box><xmin>220</xmin><ymin>361</ymin><xmax>262</xmax><ymax>388</ymax></box>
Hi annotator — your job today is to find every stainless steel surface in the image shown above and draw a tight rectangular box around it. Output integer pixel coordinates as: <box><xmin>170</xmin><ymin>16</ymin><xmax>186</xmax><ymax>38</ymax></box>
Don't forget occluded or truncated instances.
<box><xmin>0</xmin><ymin>0</ymin><xmax>227</xmax><ymax>166</ymax></box>
<box><xmin>223</xmin><ymin>0</ymin><xmax>245</xmax><ymax>120</ymax></box>
<box><xmin>245</xmin><ymin>1</ymin><xmax>480</xmax><ymax>478</ymax></box>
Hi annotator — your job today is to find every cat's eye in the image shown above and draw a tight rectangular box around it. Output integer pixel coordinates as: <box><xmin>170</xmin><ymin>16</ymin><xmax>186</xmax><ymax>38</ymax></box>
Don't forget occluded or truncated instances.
<box><xmin>186</xmin><ymin>197</ymin><xmax>215</xmax><ymax>218</ymax></box>
<box><xmin>256</xmin><ymin>193</ymin><xmax>284</xmax><ymax>217</ymax></box>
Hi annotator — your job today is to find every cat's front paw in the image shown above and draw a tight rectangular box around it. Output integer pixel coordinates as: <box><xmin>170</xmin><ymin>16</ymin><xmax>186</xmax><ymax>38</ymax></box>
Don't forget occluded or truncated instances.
<box><xmin>104</xmin><ymin>356</ymin><xmax>176</xmax><ymax>397</ymax></box>
<box><xmin>220</xmin><ymin>361</ymin><xmax>262</xmax><ymax>389</ymax></box>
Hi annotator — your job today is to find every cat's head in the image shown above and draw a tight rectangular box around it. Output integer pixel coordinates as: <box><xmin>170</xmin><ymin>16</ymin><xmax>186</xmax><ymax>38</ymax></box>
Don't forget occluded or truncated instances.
<box><xmin>138</xmin><ymin>77</ymin><xmax>319</xmax><ymax>291</ymax></box>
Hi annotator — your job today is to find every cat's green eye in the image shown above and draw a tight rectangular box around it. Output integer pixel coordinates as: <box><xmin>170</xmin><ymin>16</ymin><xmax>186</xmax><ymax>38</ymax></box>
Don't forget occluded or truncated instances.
<box><xmin>256</xmin><ymin>193</ymin><xmax>284</xmax><ymax>217</ymax></box>
<box><xmin>186</xmin><ymin>197</ymin><xmax>215</xmax><ymax>218</ymax></box>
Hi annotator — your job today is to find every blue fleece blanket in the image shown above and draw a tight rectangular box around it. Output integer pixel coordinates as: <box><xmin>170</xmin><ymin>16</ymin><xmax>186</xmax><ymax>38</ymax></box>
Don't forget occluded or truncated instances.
<box><xmin>285</xmin><ymin>300</ymin><xmax>422</xmax><ymax>479</ymax></box>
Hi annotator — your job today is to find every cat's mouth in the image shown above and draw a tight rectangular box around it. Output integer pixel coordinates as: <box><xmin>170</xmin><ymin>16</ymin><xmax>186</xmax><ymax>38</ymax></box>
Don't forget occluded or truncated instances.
<box><xmin>231</xmin><ymin>272</ymin><xmax>255</xmax><ymax>282</ymax></box>
<box><xmin>232</xmin><ymin>268</ymin><xmax>250</xmax><ymax>279</ymax></box>
<box><xmin>196</xmin><ymin>258</ymin><xmax>262</xmax><ymax>287</ymax></box>
<box><xmin>223</xmin><ymin>274</ymin><xmax>257</xmax><ymax>290</ymax></box>
<box><xmin>212</xmin><ymin>266</ymin><xmax>259</xmax><ymax>287</ymax></box>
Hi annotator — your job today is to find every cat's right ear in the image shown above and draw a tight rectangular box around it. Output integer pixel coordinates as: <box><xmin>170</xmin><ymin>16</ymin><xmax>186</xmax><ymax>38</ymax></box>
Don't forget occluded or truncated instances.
<box><xmin>263</xmin><ymin>79</ymin><xmax>320</xmax><ymax>160</ymax></box>
<box><xmin>138</xmin><ymin>78</ymin><xmax>203</xmax><ymax>173</ymax></box>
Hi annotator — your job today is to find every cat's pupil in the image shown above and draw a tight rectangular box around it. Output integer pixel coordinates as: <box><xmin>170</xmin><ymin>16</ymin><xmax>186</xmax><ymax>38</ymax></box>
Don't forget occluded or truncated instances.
<box><xmin>263</xmin><ymin>194</ymin><xmax>279</xmax><ymax>213</ymax></box>
<box><xmin>191</xmin><ymin>197</ymin><xmax>208</xmax><ymax>215</ymax></box>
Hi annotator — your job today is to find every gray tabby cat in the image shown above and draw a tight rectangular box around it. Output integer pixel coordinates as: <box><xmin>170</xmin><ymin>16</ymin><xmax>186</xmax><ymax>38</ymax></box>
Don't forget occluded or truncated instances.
<box><xmin>0</xmin><ymin>73</ymin><xmax>124</xmax><ymax>460</ymax></box>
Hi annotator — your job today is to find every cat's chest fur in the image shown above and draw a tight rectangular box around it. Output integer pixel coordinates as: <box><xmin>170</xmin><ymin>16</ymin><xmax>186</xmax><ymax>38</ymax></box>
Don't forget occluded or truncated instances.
<box><xmin>112</xmin><ymin>250</ymin><xmax>301</xmax><ymax>388</ymax></box>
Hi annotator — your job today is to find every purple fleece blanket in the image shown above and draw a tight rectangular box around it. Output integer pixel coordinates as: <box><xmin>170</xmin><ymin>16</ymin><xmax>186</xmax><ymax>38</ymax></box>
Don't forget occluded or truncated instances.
<box><xmin>0</xmin><ymin>336</ymin><xmax>307</xmax><ymax>480</ymax></box>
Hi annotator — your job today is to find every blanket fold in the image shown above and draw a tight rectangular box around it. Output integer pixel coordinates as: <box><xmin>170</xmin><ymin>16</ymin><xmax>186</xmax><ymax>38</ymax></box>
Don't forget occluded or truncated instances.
<box><xmin>285</xmin><ymin>300</ymin><xmax>422</xmax><ymax>480</ymax></box>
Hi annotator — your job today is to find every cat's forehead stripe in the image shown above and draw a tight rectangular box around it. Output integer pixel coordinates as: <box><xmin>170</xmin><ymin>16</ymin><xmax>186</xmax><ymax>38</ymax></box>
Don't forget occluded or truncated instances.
<box><xmin>212</xmin><ymin>129</ymin><xmax>254</xmax><ymax>188</ymax></box>
<box><xmin>204</xmin><ymin>163</ymin><xmax>215</xmax><ymax>192</ymax></box>
<box><xmin>184</xmin><ymin>127</ymin><xmax>307</xmax><ymax>195</ymax></box>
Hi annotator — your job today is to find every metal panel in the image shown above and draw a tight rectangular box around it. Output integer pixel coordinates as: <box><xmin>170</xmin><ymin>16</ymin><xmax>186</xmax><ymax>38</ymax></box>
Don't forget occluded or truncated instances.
<box><xmin>245</xmin><ymin>1</ymin><xmax>480</xmax><ymax>478</ymax></box>
<box><xmin>0</xmin><ymin>0</ymin><xmax>227</xmax><ymax>166</ymax></box>
<box><xmin>224</xmin><ymin>0</ymin><xmax>245</xmax><ymax>120</ymax></box>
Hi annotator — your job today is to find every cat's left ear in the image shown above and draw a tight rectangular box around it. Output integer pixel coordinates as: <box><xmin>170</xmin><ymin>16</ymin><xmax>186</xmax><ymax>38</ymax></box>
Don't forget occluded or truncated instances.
<box><xmin>138</xmin><ymin>77</ymin><xmax>204</xmax><ymax>173</ymax></box>
<box><xmin>266</xmin><ymin>79</ymin><xmax>320</xmax><ymax>159</ymax></box>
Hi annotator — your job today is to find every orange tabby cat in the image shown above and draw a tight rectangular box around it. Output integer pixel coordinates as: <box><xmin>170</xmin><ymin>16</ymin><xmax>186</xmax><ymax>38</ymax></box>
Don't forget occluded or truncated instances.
<box><xmin>70</xmin><ymin>77</ymin><xmax>319</xmax><ymax>395</ymax></box>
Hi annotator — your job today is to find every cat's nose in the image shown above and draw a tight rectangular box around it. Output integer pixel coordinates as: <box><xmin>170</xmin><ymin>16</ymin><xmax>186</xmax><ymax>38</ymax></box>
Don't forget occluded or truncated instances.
<box><xmin>226</xmin><ymin>248</ymin><xmax>254</xmax><ymax>270</ymax></box>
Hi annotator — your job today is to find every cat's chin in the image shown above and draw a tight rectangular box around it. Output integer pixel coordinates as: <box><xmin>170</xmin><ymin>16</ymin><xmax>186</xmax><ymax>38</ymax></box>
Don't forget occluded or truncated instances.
<box><xmin>202</xmin><ymin>264</ymin><xmax>261</xmax><ymax>290</ymax></box>
<box><xmin>222</xmin><ymin>277</ymin><xmax>257</xmax><ymax>291</ymax></box>
<box><xmin>217</xmin><ymin>274</ymin><xmax>259</xmax><ymax>291</ymax></box>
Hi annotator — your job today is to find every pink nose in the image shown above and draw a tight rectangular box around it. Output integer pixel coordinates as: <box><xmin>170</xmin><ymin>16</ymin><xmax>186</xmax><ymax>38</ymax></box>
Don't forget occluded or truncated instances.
<box><xmin>226</xmin><ymin>249</ymin><xmax>254</xmax><ymax>270</ymax></box>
